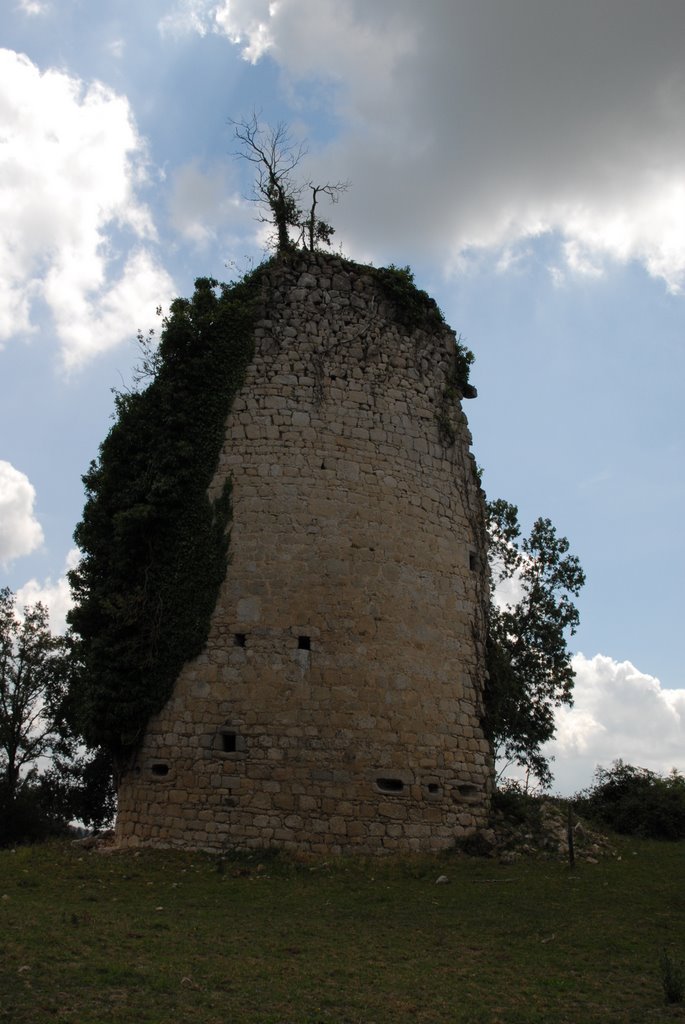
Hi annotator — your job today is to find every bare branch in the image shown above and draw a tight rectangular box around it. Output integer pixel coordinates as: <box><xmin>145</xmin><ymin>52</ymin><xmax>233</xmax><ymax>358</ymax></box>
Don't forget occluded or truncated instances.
<box><xmin>302</xmin><ymin>179</ymin><xmax>351</xmax><ymax>251</ymax></box>
<box><xmin>230</xmin><ymin>113</ymin><xmax>349</xmax><ymax>254</ymax></box>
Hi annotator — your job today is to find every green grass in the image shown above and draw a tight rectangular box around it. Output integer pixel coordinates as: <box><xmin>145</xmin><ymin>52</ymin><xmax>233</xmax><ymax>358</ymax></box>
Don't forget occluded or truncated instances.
<box><xmin>1</xmin><ymin>838</ymin><xmax>684</xmax><ymax>1024</ymax></box>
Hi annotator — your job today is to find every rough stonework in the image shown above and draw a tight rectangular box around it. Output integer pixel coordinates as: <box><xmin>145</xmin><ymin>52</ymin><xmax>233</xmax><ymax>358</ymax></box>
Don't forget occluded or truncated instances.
<box><xmin>115</xmin><ymin>252</ymin><xmax>493</xmax><ymax>853</ymax></box>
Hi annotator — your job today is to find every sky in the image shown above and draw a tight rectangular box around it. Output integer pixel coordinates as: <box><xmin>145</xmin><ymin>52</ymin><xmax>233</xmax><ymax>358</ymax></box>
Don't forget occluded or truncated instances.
<box><xmin>1</xmin><ymin>0</ymin><xmax>684</xmax><ymax>795</ymax></box>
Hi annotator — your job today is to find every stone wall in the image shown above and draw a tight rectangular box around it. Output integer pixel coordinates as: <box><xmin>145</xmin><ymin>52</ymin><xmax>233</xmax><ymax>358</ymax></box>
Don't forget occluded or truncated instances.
<box><xmin>115</xmin><ymin>252</ymin><xmax>493</xmax><ymax>853</ymax></box>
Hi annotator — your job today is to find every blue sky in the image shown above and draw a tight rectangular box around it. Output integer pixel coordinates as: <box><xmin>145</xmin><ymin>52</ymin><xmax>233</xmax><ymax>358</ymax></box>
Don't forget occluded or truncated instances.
<box><xmin>1</xmin><ymin>0</ymin><xmax>684</xmax><ymax>793</ymax></box>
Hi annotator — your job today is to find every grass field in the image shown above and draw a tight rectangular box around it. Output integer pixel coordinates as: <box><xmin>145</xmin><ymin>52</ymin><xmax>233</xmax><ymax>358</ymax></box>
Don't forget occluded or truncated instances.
<box><xmin>1</xmin><ymin>837</ymin><xmax>684</xmax><ymax>1024</ymax></box>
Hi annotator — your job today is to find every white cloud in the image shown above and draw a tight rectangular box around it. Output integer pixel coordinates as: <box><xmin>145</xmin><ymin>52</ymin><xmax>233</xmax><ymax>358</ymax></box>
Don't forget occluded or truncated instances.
<box><xmin>0</xmin><ymin>49</ymin><xmax>174</xmax><ymax>367</ymax></box>
<box><xmin>160</xmin><ymin>0</ymin><xmax>277</xmax><ymax>58</ymax></box>
<box><xmin>544</xmin><ymin>653</ymin><xmax>685</xmax><ymax>795</ymax></box>
<box><xmin>205</xmin><ymin>0</ymin><xmax>685</xmax><ymax>290</ymax></box>
<box><xmin>0</xmin><ymin>461</ymin><xmax>44</xmax><ymax>568</ymax></box>
<box><xmin>158</xmin><ymin>0</ymin><xmax>215</xmax><ymax>37</ymax></box>
<box><xmin>48</xmin><ymin>248</ymin><xmax>174</xmax><ymax>370</ymax></box>
<box><xmin>17</xmin><ymin>0</ymin><xmax>48</xmax><ymax>14</ymax></box>
<box><xmin>16</xmin><ymin>548</ymin><xmax>79</xmax><ymax>635</ymax></box>
<box><xmin>214</xmin><ymin>0</ymin><xmax>277</xmax><ymax>62</ymax></box>
<box><xmin>493</xmin><ymin>577</ymin><xmax>523</xmax><ymax>611</ymax></box>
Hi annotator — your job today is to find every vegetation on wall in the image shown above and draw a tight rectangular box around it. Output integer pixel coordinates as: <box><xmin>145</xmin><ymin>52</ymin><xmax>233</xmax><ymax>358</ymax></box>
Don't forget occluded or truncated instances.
<box><xmin>68</xmin><ymin>270</ymin><xmax>266</xmax><ymax>762</ymax></box>
<box><xmin>66</xmin><ymin>246</ymin><xmax>479</xmax><ymax>773</ymax></box>
<box><xmin>372</xmin><ymin>264</ymin><xmax>445</xmax><ymax>332</ymax></box>
<box><xmin>371</xmin><ymin>263</ymin><xmax>475</xmax><ymax>417</ymax></box>
<box><xmin>231</xmin><ymin>113</ymin><xmax>475</xmax><ymax>411</ymax></box>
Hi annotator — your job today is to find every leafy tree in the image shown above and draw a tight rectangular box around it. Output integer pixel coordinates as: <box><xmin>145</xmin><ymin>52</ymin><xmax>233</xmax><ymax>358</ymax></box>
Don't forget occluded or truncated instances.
<box><xmin>575</xmin><ymin>760</ymin><xmax>685</xmax><ymax>840</ymax></box>
<box><xmin>231</xmin><ymin>113</ymin><xmax>349</xmax><ymax>253</ymax></box>
<box><xmin>37</xmin><ymin>739</ymin><xmax>115</xmax><ymax>831</ymax></box>
<box><xmin>483</xmin><ymin>499</ymin><xmax>586</xmax><ymax>789</ymax></box>
<box><xmin>0</xmin><ymin>588</ymin><xmax>67</xmax><ymax>807</ymax></box>
<box><xmin>0</xmin><ymin>588</ymin><xmax>114</xmax><ymax>843</ymax></box>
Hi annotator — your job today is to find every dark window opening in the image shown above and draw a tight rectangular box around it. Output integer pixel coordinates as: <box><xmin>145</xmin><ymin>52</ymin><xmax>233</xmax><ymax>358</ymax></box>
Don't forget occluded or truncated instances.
<box><xmin>376</xmin><ymin>777</ymin><xmax>404</xmax><ymax>793</ymax></box>
<box><xmin>469</xmin><ymin>550</ymin><xmax>478</xmax><ymax>572</ymax></box>
<box><xmin>427</xmin><ymin>783</ymin><xmax>440</xmax><ymax>794</ymax></box>
<box><xmin>234</xmin><ymin>633</ymin><xmax>246</xmax><ymax>647</ymax></box>
<box><xmin>151</xmin><ymin>762</ymin><xmax>169</xmax><ymax>777</ymax></box>
<box><xmin>457</xmin><ymin>784</ymin><xmax>480</xmax><ymax>799</ymax></box>
<box><xmin>298</xmin><ymin>635</ymin><xmax>311</xmax><ymax>651</ymax></box>
<box><xmin>221</xmin><ymin>732</ymin><xmax>237</xmax><ymax>753</ymax></box>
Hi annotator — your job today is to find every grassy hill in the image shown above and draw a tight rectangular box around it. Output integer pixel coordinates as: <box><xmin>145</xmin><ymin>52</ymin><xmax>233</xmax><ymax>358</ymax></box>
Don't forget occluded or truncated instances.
<box><xmin>1</xmin><ymin>837</ymin><xmax>684</xmax><ymax>1023</ymax></box>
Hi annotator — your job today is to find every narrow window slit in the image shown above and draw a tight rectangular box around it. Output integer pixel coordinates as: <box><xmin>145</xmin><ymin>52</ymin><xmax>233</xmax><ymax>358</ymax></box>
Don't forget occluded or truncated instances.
<box><xmin>298</xmin><ymin>635</ymin><xmax>311</xmax><ymax>651</ymax></box>
<box><xmin>221</xmin><ymin>732</ymin><xmax>237</xmax><ymax>753</ymax></box>
<box><xmin>376</xmin><ymin>777</ymin><xmax>404</xmax><ymax>793</ymax></box>
<box><xmin>234</xmin><ymin>633</ymin><xmax>246</xmax><ymax>647</ymax></box>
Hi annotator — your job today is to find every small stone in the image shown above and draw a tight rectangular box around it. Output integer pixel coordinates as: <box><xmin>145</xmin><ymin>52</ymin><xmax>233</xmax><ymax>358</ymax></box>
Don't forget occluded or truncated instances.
<box><xmin>435</xmin><ymin>875</ymin><xmax>449</xmax><ymax>885</ymax></box>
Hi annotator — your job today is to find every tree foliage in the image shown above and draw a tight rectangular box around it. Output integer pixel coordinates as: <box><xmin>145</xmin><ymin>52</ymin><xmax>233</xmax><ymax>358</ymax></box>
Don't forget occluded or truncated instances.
<box><xmin>575</xmin><ymin>760</ymin><xmax>685</xmax><ymax>840</ymax></box>
<box><xmin>68</xmin><ymin>272</ymin><xmax>264</xmax><ymax>763</ymax></box>
<box><xmin>0</xmin><ymin>588</ymin><xmax>67</xmax><ymax>806</ymax></box>
<box><xmin>483</xmin><ymin>499</ymin><xmax>586</xmax><ymax>788</ymax></box>
<box><xmin>0</xmin><ymin>589</ymin><xmax>110</xmax><ymax>843</ymax></box>
<box><xmin>231</xmin><ymin>113</ymin><xmax>349</xmax><ymax>253</ymax></box>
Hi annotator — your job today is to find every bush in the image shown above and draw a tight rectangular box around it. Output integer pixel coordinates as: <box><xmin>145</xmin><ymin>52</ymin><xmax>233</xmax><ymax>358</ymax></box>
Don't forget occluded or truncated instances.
<box><xmin>0</xmin><ymin>756</ymin><xmax>115</xmax><ymax>848</ymax></box>
<box><xmin>0</xmin><ymin>779</ymin><xmax>71</xmax><ymax>847</ymax></box>
<box><xmin>492</xmin><ymin>781</ymin><xmax>540</xmax><ymax>824</ymax></box>
<box><xmin>575</xmin><ymin>760</ymin><xmax>685</xmax><ymax>840</ymax></box>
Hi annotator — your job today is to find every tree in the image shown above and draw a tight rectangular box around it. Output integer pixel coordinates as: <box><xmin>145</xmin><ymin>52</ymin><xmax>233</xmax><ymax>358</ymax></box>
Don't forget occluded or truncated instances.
<box><xmin>575</xmin><ymin>760</ymin><xmax>685</xmax><ymax>840</ymax></box>
<box><xmin>483</xmin><ymin>499</ymin><xmax>586</xmax><ymax>789</ymax></box>
<box><xmin>299</xmin><ymin>182</ymin><xmax>345</xmax><ymax>252</ymax></box>
<box><xmin>0</xmin><ymin>588</ymin><xmax>67</xmax><ymax>806</ymax></box>
<box><xmin>231</xmin><ymin>113</ymin><xmax>349</xmax><ymax>253</ymax></box>
<box><xmin>0</xmin><ymin>588</ymin><xmax>115</xmax><ymax>843</ymax></box>
<box><xmin>0</xmin><ymin>588</ymin><xmax>74</xmax><ymax>842</ymax></box>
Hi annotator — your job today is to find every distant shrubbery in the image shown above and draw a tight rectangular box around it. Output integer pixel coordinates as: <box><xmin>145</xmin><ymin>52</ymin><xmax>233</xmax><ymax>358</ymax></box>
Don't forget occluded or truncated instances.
<box><xmin>575</xmin><ymin>760</ymin><xmax>685</xmax><ymax>840</ymax></box>
<box><xmin>491</xmin><ymin>780</ymin><xmax>544</xmax><ymax>828</ymax></box>
<box><xmin>0</xmin><ymin>750</ymin><xmax>115</xmax><ymax>847</ymax></box>
<box><xmin>0</xmin><ymin>780</ymin><xmax>68</xmax><ymax>846</ymax></box>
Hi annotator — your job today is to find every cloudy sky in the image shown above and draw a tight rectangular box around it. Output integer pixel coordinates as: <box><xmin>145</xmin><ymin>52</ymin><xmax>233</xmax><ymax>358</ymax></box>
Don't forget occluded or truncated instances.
<box><xmin>2</xmin><ymin>0</ymin><xmax>684</xmax><ymax>794</ymax></box>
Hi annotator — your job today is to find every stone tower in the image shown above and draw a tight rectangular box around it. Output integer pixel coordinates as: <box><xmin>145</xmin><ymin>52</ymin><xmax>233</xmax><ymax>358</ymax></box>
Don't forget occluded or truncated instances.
<box><xmin>115</xmin><ymin>252</ymin><xmax>493</xmax><ymax>853</ymax></box>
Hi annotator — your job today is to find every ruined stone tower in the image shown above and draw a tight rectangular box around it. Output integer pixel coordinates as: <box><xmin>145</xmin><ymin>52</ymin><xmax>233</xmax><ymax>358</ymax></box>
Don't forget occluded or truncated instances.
<box><xmin>115</xmin><ymin>252</ymin><xmax>493</xmax><ymax>853</ymax></box>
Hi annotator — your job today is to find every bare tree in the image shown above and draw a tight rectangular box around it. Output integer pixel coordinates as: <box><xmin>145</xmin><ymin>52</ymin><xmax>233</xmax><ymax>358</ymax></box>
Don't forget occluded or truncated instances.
<box><xmin>231</xmin><ymin>113</ymin><xmax>349</xmax><ymax>253</ymax></box>
<box><xmin>300</xmin><ymin>181</ymin><xmax>349</xmax><ymax>252</ymax></box>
